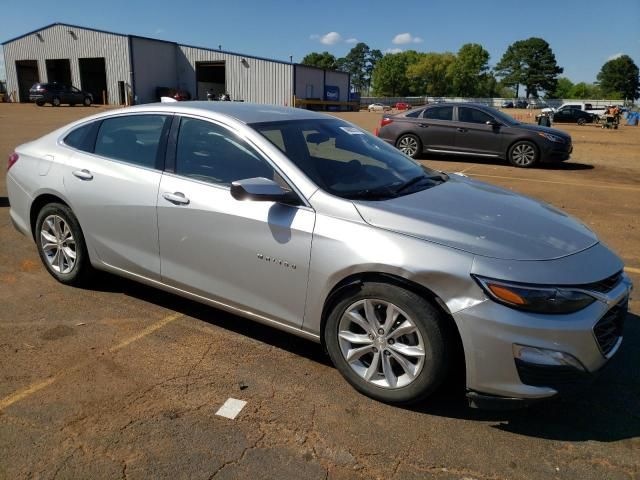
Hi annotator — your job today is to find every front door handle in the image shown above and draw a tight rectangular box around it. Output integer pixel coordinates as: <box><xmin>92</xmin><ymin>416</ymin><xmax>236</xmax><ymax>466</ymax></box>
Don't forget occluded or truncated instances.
<box><xmin>72</xmin><ymin>169</ymin><xmax>93</xmax><ymax>180</ymax></box>
<box><xmin>417</xmin><ymin>123</ymin><xmax>429</xmax><ymax>128</ymax></box>
<box><xmin>162</xmin><ymin>192</ymin><xmax>190</xmax><ymax>205</ymax></box>
<box><xmin>457</xmin><ymin>128</ymin><xmax>468</xmax><ymax>133</ymax></box>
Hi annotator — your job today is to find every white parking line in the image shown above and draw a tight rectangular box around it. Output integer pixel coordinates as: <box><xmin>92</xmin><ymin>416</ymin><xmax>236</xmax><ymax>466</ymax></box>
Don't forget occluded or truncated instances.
<box><xmin>215</xmin><ymin>398</ymin><xmax>247</xmax><ymax>419</ymax></box>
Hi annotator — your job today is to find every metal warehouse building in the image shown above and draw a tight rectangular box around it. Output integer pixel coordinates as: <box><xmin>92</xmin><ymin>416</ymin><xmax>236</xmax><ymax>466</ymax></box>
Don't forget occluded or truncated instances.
<box><xmin>3</xmin><ymin>23</ymin><xmax>350</xmax><ymax>106</ymax></box>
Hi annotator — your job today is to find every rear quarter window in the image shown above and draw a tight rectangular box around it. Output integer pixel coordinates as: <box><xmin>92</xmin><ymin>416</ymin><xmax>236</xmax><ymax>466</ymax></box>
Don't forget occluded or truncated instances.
<box><xmin>63</xmin><ymin>123</ymin><xmax>97</xmax><ymax>153</ymax></box>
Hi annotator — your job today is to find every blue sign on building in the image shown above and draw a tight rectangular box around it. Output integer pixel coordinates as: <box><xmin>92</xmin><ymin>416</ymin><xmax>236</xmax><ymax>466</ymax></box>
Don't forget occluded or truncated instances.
<box><xmin>325</xmin><ymin>85</ymin><xmax>340</xmax><ymax>101</ymax></box>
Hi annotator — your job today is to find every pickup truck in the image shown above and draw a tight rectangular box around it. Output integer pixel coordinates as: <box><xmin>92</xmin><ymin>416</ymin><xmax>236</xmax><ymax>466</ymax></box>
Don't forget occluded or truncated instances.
<box><xmin>541</xmin><ymin>102</ymin><xmax>606</xmax><ymax>115</ymax></box>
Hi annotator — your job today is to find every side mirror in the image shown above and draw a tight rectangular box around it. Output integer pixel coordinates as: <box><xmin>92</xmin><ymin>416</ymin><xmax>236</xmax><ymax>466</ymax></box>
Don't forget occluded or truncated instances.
<box><xmin>230</xmin><ymin>177</ymin><xmax>300</xmax><ymax>205</ymax></box>
<box><xmin>486</xmin><ymin>120</ymin><xmax>501</xmax><ymax>127</ymax></box>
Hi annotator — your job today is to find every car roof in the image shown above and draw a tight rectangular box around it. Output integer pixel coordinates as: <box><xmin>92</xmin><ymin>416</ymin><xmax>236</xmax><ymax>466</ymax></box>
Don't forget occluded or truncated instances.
<box><xmin>124</xmin><ymin>101</ymin><xmax>333</xmax><ymax>124</ymax></box>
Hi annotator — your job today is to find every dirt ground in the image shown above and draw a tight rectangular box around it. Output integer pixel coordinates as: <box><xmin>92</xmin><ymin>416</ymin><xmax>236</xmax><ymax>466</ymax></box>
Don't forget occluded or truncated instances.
<box><xmin>0</xmin><ymin>103</ymin><xmax>639</xmax><ymax>480</ymax></box>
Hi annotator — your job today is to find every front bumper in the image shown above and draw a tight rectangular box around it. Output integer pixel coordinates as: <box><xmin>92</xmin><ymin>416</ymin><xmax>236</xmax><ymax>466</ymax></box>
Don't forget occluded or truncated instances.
<box><xmin>540</xmin><ymin>141</ymin><xmax>572</xmax><ymax>162</ymax></box>
<box><xmin>454</xmin><ymin>274</ymin><xmax>632</xmax><ymax>402</ymax></box>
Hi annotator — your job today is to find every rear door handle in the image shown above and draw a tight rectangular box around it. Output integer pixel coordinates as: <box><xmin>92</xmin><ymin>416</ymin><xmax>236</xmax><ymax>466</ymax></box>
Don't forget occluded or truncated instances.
<box><xmin>457</xmin><ymin>128</ymin><xmax>468</xmax><ymax>133</ymax></box>
<box><xmin>72</xmin><ymin>169</ymin><xmax>93</xmax><ymax>180</ymax></box>
<box><xmin>162</xmin><ymin>192</ymin><xmax>190</xmax><ymax>205</ymax></box>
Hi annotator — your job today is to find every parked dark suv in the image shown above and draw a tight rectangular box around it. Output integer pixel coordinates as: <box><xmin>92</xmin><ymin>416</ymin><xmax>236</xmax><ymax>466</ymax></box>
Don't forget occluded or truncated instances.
<box><xmin>377</xmin><ymin>102</ymin><xmax>572</xmax><ymax>168</ymax></box>
<box><xmin>29</xmin><ymin>83</ymin><xmax>93</xmax><ymax>107</ymax></box>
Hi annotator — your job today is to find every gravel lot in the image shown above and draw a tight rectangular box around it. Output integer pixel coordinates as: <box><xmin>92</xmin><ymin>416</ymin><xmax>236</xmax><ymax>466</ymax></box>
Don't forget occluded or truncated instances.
<box><xmin>1</xmin><ymin>104</ymin><xmax>638</xmax><ymax>480</ymax></box>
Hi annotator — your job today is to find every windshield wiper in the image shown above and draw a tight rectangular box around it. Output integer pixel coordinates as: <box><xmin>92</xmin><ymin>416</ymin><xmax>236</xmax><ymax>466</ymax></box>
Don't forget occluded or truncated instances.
<box><xmin>394</xmin><ymin>174</ymin><xmax>445</xmax><ymax>195</ymax></box>
<box><xmin>342</xmin><ymin>187</ymin><xmax>396</xmax><ymax>201</ymax></box>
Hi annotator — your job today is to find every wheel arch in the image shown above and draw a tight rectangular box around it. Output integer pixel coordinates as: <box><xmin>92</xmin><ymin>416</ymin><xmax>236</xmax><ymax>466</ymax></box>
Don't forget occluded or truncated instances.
<box><xmin>506</xmin><ymin>137</ymin><xmax>541</xmax><ymax>159</ymax></box>
<box><xmin>319</xmin><ymin>272</ymin><xmax>465</xmax><ymax>373</ymax></box>
<box><xmin>29</xmin><ymin>193</ymin><xmax>71</xmax><ymax>240</ymax></box>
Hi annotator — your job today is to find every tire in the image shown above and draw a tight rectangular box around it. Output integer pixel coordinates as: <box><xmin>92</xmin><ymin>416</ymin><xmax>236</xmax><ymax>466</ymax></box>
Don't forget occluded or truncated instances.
<box><xmin>396</xmin><ymin>134</ymin><xmax>422</xmax><ymax>159</ymax></box>
<box><xmin>577</xmin><ymin>118</ymin><xmax>586</xmax><ymax>126</ymax></box>
<box><xmin>35</xmin><ymin>101</ymin><xmax>45</xmax><ymax>107</ymax></box>
<box><xmin>52</xmin><ymin>97</ymin><xmax>61</xmax><ymax>107</ymax></box>
<box><xmin>508</xmin><ymin>140</ymin><xmax>538</xmax><ymax>168</ymax></box>
<box><xmin>324</xmin><ymin>282</ymin><xmax>451</xmax><ymax>405</ymax></box>
<box><xmin>35</xmin><ymin>203</ymin><xmax>93</xmax><ymax>286</ymax></box>
<box><xmin>83</xmin><ymin>97</ymin><xmax>92</xmax><ymax>107</ymax></box>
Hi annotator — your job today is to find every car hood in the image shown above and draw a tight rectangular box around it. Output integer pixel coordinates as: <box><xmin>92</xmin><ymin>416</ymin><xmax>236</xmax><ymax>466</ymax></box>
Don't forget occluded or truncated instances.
<box><xmin>353</xmin><ymin>174</ymin><xmax>597</xmax><ymax>260</ymax></box>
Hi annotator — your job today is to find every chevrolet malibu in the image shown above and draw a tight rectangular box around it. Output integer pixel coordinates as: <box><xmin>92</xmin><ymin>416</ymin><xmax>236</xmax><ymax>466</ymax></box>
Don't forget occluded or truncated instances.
<box><xmin>6</xmin><ymin>103</ymin><xmax>632</xmax><ymax>407</ymax></box>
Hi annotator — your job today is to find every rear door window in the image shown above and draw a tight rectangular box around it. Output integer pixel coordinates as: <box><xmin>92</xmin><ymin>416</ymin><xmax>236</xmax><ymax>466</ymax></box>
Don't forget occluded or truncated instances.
<box><xmin>94</xmin><ymin>115</ymin><xmax>169</xmax><ymax>169</ymax></box>
<box><xmin>424</xmin><ymin>106</ymin><xmax>453</xmax><ymax>121</ymax></box>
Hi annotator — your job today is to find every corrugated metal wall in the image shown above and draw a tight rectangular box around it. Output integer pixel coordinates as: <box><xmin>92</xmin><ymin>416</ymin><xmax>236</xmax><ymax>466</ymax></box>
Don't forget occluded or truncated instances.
<box><xmin>3</xmin><ymin>24</ymin><xmax>130</xmax><ymax>104</ymax></box>
<box><xmin>177</xmin><ymin>46</ymin><xmax>294</xmax><ymax>105</ymax></box>
<box><xmin>294</xmin><ymin>66</ymin><xmax>350</xmax><ymax>101</ymax></box>
<box><xmin>130</xmin><ymin>37</ymin><xmax>177</xmax><ymax>104</ymax></box>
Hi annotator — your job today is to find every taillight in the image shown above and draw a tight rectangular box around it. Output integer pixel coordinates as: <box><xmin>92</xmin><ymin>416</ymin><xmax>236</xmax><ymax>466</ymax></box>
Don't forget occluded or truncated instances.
<box><xmin>380</xmin><ymin>117</ymin><xmax>393</xmax><ymax>128</ymax></box>
<box><xmin>8</xmin><ymin>152</ymin><xmax>18</xmax><ymax>171</ymax></box>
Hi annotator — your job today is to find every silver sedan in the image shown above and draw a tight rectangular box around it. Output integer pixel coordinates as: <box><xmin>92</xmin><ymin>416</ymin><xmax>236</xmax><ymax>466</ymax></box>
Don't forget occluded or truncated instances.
<box><xmin>6</xmin><ymin>102</ymin><xmax>632</xmax><ymax>407</ymax></box>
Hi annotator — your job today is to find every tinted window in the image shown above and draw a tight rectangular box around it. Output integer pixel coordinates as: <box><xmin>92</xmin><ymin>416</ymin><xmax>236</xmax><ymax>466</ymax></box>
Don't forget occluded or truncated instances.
<box><xmin>176</xmin><ymin>117</ymin><xmax>275</xmax><ymax>186</ymax></box>
<box><xmin>458</xmin><ymin>107</ymin><xmax>494</xmax><ymax>124</ymax></box>
<box><xmin>424</xmin><ymin>106</ymin><xmax>453</xmax><ymax>121</ymax></box>
<box><xmin>94</xmin><ymin>115</ymin><xmax>168</xmax><ymax>168</ymax></box>
<box><xmin>63</xmin><ymin>123</ymin><xmax>95</xmax><ymax>152</ymax></box>
<box><xmin>405</xmin><ymin>109</ymin><xmax>424</xmax><ymax>118</ymax></box>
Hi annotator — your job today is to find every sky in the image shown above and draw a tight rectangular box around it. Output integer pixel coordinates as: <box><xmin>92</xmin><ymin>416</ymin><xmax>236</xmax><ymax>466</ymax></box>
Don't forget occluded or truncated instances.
<box><xmin>1</xmin><ymin>0</ymin><xmax>639</xmax><ymax>84</ymax></box>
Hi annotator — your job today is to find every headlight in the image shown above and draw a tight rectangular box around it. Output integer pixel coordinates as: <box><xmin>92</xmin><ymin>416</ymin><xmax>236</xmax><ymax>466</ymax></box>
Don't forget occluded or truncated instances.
<box><xmin>537</xmin><ymin>132</ymin><xmax>565</xmax><ymax>143</ymax></box>
<box><xmin>473</xmin><ymin>275</ymin><xmax>596</xmax><ymax>314</ymax></box>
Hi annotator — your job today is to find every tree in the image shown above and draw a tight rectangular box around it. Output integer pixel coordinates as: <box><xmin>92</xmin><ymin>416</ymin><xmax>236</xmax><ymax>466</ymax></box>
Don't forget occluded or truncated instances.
<box><xmin>406</xmin><ymin>52</ymin><xmax>456</xmax><ymax>96</ymax></box>
<box><xmin>371</xmin><ymin>52</ymin><xmax>412</xmax><ymax>96</ymax></box>
<box><xmin>450</xmin><ymin>43</ymin><xmax>490</xmax><ymax>97</ymax></box>
<box><xmin>301</xmin><ymin>52</ymin><xmax>338</xmax><ymax>70</ymax></box>
<box><xmin>337</xmin><ymin>43</ymin><xmax>383</xmax><ymax>93</ymax></box>
<box><xmin>495</xmin><ymin>38</ymin><xmax>563</xmax><ymax>98</ymax></box>
<box><xmin>597</xmin><ymin>55</ymin><xmax>639</xmax><ymax>100</ymax></box>
<box><xmin>550</xmin><ymin>77</ymin><xmax>574</xmax><ymax>98</ymax></box>
<box><xmin>568</xmin><ymin>82</ymin><xmax>603</xmax><ymax>99</ymax></box>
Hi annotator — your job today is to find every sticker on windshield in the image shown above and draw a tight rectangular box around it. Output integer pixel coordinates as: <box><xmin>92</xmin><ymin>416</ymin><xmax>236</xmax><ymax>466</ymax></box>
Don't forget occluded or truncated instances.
<box><xmin>340</xmin><ymin>126</ymin><xmax>366</xmax><ymax>135</ymax></box>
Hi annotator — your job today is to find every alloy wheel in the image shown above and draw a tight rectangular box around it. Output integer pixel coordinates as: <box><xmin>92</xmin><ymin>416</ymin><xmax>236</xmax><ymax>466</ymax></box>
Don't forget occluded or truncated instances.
<box><xmin>338</xmin><ymin>299</ymin><xmax>425</xmax><ymax>389</ymax></box>
<box><xmin>511</xmin><ymin>143</ymin><xmax>536</xmax><ymax>166</ymax></box>
<box><xmin>397</xmin><ymin>136</ymin><xmax>419</xmax><ymax>157</ymax></box>
<box><xmin>40</xmin><ymin>215</ymin><xmax>76</xmax><ymax>274</ymax></box>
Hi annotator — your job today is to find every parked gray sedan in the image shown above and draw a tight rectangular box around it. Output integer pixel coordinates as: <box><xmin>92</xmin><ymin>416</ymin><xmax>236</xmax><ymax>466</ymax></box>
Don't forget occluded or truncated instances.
<box><xmin>6</xmin><ymin>103</ymin><xmax>632</xmax><ymax>407</ymax></box>
<box><xmin>377</xmin><ymin>102</ymin><xmax>573</xmax><ymax>167</ymax></box>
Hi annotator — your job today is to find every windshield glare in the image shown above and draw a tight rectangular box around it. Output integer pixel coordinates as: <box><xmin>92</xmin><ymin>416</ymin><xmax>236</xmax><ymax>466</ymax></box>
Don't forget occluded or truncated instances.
<box><xmin>250</xmin><ymin>118</ymin><xmax>443</xmax><ymax>199</ymax></box>
<box><xmin>488</xmin><ymin>108</ymin><xmax>520</xmax><ymax>126</ymax></box>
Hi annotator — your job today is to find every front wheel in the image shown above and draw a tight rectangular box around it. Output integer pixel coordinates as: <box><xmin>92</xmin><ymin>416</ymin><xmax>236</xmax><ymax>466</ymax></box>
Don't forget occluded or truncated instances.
<box><xmin>577</xmin><ymin>118</ymin><xmax>586</xmax><ymax>126</ymax></box>
<box><xmin>52</xmin><ymin>97</ymin><xmax>61</xmax><ymax>107</ymax></box>
<box><xmin>35</xmin><ymin>203</ymin><xmax>93</xmax><ymax>286</ymax></box>
<box><xmin>83</xmin><ymin>97</ymin><xmax>92</xmax><ymax>107</ymax></box>
<box><xmin>396</xmin><ymin>134</ymin><xmax>422</xmax><ymax>159</ymax></box>
<box><xmin>508</xmin><ymin>140</ymin><xmax>538</xmax><ymax>168</ymax></box>
<box><xmin>324</xmin><ymin>282</ymin><xmax>450</xmax><ymax>405</ymax></box>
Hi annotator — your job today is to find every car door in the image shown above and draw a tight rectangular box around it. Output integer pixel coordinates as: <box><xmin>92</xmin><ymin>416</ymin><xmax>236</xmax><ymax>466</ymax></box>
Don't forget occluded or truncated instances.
<box><xmin>63</xmin><ymin>113</ymin><xmax>171</xmax><ymax>280</ymax></box>
<box><xmin>553</xmin><ymin>108</ymin><xmax>572</xmax><ymax>122</ymax></box>
<box><xmin>416</xmin><ymin>105</ymin><xmax>457</xmax><ymax>151</ymax></box>
<box><xmin>157</xmin><ymin>115</ymin><xmax>314</xmax><ymax>328</ymax></box>
<box><xmin>70</xmin><ymin>86</ymin><xmax>84</xmax><ymax>103</ymax></box>
<box><xmin>453</xmin><ymin>106</ymin><xmax>503</xmax><ymax>156</ymax></box>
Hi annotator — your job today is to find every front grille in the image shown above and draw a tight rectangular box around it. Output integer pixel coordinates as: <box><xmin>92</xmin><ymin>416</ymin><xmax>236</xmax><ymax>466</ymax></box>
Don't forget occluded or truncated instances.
<box><xmin>515</xmin><ymin>360</ymin><xmax>589</xmax><ymax>387</ymax></box>
<box><xmin>582</xmin><ymin>271</ymin><xmax>623</xmax><ymax>293</ymax></box>
<box><xmin>593</xmin><ymin>298</ymin><xmax>628</xmax><ymax>356</ymax></box>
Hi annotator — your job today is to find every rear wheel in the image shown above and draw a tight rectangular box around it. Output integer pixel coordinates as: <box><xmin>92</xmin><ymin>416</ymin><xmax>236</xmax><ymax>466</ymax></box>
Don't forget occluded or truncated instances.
<box><xmin>508</xmin><ymin>140</ymin><xmax>538</xmax><ymax>168</ymax></box>
<box><xmin>324</xmin><ymin>282</ymin><xmax>450</xmax><ymax>405</ymax></box>
<box><xmin>35</xmin><ymin>203</ymin><xmax>93</xmax><ymax>286</ymax></box>
<box><xmin>396</xmin><ymin>134</ymin><xmax>422</xmax><ymax>159</ymax></box>
<box><xmin>35</xmin><ymin>100</ymin><xmax>45</xmax><ymax>107</ymax></box>
<box><xmin>52</xmin><ymin>97</ymin><xmax>61</xmax><ymax>107</ymax></box>
<box><xmin>577</xmin><ymin>118</ymin><xmax>586</xmax><ymax>126</ymax></box>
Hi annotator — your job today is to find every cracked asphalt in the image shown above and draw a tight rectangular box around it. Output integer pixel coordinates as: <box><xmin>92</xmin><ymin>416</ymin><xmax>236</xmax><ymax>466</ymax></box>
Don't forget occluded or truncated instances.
<box><xmin>1</xmin><ymin>104</ymin><xmax>639</xmax><ymax>479</ymax></box>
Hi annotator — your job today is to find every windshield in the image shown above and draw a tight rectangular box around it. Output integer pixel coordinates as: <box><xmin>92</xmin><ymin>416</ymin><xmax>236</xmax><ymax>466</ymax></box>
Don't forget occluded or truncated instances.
<box><xmin>489</xmin><ymin>108</ymin><xmax>521</xmax><ymax>126</ymax></box>
<box><xmin>250</xmin><ymin>118</ymin><xmax>446</xmax><ymax>200</ymax></box>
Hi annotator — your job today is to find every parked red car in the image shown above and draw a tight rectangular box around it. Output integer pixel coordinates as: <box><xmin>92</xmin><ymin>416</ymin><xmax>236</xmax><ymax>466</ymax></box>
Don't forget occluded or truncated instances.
<box><xmin>395</xmin><ymin>102</ymin><xmax>411</xmax><ymax>110</ymax></box>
